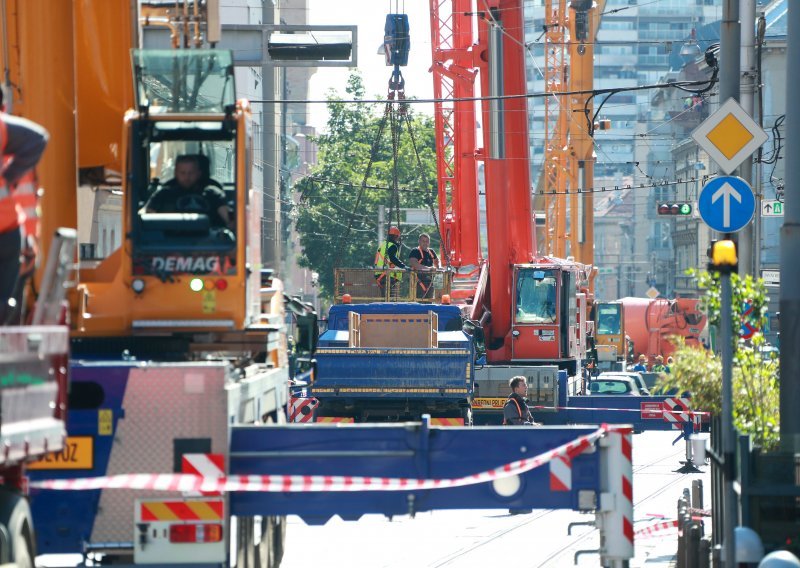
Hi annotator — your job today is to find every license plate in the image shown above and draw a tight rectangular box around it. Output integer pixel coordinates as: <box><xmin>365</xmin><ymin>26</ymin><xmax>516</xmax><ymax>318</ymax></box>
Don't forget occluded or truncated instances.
<box><xmin>28</xmin><ymin>436</ymin><xmax>94</xmax><ymax>470</ymax></box>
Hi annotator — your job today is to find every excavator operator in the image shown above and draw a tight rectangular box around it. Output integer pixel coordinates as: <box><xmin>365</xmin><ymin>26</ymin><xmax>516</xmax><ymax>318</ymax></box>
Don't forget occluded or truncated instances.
<box><xmin>143</xmin><ymin>154</ymin><xmax>233</xmax><ymax>231</ymax></box>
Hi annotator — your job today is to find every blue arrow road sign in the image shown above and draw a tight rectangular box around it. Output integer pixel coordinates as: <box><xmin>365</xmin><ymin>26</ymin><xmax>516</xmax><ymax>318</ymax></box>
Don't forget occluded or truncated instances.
<box><xmin>698</xmin><ymin>176</ymin><xmax>755</xmax><ymax>233</ymax></box>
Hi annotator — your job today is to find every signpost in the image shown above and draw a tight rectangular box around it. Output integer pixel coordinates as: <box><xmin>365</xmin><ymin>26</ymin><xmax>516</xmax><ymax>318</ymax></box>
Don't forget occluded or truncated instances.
<box><xmin>698</xmin><ymin>176</ymin><xmax>756</xmax><ymax>233</ymax></box>
<box><xmin>760</xmin><ymin>269</ymin><xmax>779</xmax><ymax>287</ymax></box>
<box><xmin>692</xmin><ymin>98</ymin><xmax>769</xmax><ymax>175</ymax></box>
<box><xmin>761</xmin><ymin>200</ymin><xmax>784</xmax><ymax>217</ymax></box>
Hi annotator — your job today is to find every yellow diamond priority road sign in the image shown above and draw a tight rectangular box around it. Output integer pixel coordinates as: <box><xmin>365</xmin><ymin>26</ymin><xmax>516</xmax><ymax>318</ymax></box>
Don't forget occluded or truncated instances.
<box><xmin>692</xmin><ymin>98</ymin><xmax>767</xmax><ymax>175</ymax></box>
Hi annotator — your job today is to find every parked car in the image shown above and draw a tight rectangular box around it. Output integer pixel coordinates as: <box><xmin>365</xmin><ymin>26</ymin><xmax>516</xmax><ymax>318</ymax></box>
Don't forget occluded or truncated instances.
<box><xmin>589</xmin><ymin>376</ymin><xmax>644</xmax><ymax>396</ymax></box>
<box><xmin>597</xmin><ymin>372</ymin><xmax>651</xmax><ymax>395</ymax></box>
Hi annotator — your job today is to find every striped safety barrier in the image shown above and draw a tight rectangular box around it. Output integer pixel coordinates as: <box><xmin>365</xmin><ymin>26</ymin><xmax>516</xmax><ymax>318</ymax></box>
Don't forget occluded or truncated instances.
<box><xmin>182</xmin><ymin>453</ymin><xmax>224</xmax><ymax>496</ymax></box>
<box><xmin>140</xmin><ymin>499</ymin><xmax>224</xmax><ymax>522</ymax></box>
<box><xmin>288</xmin><ymin>396</ymin><xmax>318</xmax><ymax>423</ymax></box>
<box><xmin>621</xmin><ymin>429</ymin><xmax>634</xmax><ymax>552</ymax></box>
<box><xmin>30</xmin><ymin>425</ymin><xmax>612</xmax><ymax>493</ymax></box>
<box><xmin>530</xmin><ymin>404</ymin><xmax>710</xmax><ymax>430</ymax></box>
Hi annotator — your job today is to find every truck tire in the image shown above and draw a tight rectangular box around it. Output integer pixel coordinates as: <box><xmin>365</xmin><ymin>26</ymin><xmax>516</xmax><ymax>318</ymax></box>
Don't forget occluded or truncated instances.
<box><xmin>0</xmin><ymin>490</ymin><xmax>35</xmax><ymax>568</ymax></box>
<box><xmin>256</xmin><ymin>516</ymin><xmax>285</xmax><ymax>568</ymax></box>
<box><xmin>236</xmin><ymin>516</ymin><xmax>257</xmax><ymax>568</ymax></box>
<box><xmin>271</xmin><ymin>516</ymin><xmax>286</xmax><ymax>565</ymax></box>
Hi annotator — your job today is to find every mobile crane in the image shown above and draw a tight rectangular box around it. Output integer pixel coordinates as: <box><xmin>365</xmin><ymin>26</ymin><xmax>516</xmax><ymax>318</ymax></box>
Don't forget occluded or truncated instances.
<box><xmin>312</xmin><ymin>1</ymin><xmax>597</xmax><ymax>425</ymax></box>
<box><xmin>428</xmin><ymin>0</ymin><xmax>594</xmax><ymax>420</ymax></box>
<box><xmin>3</xmin><ymin>1</ymin><xmax>296</xmax><ymax>564</ymax></box>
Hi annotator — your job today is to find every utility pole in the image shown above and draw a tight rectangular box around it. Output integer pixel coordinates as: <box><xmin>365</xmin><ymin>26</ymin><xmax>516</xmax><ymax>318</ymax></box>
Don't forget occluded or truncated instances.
<box><xmin>718</xmin><ymin>1</ymin><xmax>740</xmax><ymax>566</ymax></box>
<box><xmin>738</xmin><ymin>0</ymin><xmax>756</xmax><ymax>277</ymax></box>
<box><xmin>780</xmin><ymin>0</ymin><xmax>800</xmax><ymax>453</ymax></box>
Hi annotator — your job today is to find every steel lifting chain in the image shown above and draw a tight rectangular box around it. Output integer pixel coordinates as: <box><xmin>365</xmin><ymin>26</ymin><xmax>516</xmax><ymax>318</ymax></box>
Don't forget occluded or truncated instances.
<box><xmin>401</xmin><ymin>111</ymin><xmax>451</xmax><ymax>268</ymax></box>
<box><xmin>332</xmin><ymin>102</ymin><xmax>392</xmax><ymax>269</ymax></box>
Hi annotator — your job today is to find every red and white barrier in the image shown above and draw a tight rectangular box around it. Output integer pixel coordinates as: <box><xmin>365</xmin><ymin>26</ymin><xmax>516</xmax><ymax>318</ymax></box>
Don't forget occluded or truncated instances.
<box><xmin>182</xmin><ymin>453</ymin><xmax>224</xmax><ymax>496</ymax></box>
<box><xmin>31</xmin><ymin>426</ymin><xmax>611</xmax><ymax>493</ymax></box>
<box><xmin>288</xmin><ymin>396</ymin><xmax>318</xmax><ymax>423</ymax></box>
<box><xmin>599</xmin><ymin>427</ymin><xmax>634</xmax><ymax>562</ymax></box>
<box><xmin>530</xmin><ymin>403</ymin><xmax>710</xmax><ymax>429</ymax></box>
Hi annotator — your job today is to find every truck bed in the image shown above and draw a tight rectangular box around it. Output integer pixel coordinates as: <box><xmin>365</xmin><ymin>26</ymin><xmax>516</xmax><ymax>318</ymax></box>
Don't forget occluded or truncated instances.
<box><xmin>312</xmin><ymin>304</ymin><xmax>473</xmax><ymax>419</ymax></box>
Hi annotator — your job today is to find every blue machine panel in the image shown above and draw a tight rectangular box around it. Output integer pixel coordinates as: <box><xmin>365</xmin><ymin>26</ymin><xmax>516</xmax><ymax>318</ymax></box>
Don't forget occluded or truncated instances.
<box><xmin>29</xmin><ymin>363</ymin><xmax>133</xmax><ymax>555</ymax></box>
<box><xmin>312</xmin><ymin>348</ymin><xmax>472</xmax><ymax>398</ymax></box>
<box><xmin>229</xmin><ymin>422</ymin><xmax>602</xmax><ymax>524</ymax></box>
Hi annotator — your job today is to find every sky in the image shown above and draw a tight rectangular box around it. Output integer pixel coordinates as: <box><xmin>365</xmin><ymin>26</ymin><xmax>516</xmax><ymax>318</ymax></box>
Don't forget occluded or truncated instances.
<box><xmin>305</xmin><ymin>0</ymin><xmax>436</xmax><ymax>130</ymax></box>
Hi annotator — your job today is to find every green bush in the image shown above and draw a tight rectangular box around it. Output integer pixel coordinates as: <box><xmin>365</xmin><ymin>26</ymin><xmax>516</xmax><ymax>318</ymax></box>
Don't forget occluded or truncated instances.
<box><xmin>656</xmin><ymin>270</ymin><xmax>780</xmax><ymax>450</ymax></box>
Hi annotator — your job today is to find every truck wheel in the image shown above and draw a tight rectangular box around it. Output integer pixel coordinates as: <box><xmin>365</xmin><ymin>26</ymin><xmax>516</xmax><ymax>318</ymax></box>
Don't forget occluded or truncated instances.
<box><xmin>257</xmin><ymin>516</ymin><xmax>286</xmax><ymax>568</ymax></box>
<box><xmin>0</xmin><ymin>490</ymin><xmax>35</xmax><ymax>568</ymax></box>
<box><xmin>271</xmin><ymin>516</ymin><xmax>286</xmax><ymax>565</ymax></box>
<box><xmin>236</xmin><ymin>516</ymin><xmax>256</xmax><ymax>568</ymax></box>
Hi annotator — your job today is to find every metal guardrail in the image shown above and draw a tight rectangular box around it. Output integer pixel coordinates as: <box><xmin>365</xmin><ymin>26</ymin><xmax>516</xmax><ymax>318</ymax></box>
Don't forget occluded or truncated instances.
<box><xmin>334</xmin><ymin>268</ymin><xmax>452</xmax><ymax>303</ymax></box>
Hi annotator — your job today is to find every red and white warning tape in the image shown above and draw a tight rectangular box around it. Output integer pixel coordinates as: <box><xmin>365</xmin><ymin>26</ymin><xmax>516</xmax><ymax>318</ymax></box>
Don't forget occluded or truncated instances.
<box><xmin>635</xmin><ymin>515</ymin><xmax>706</xmax><ymax>539</ymax></box>
<box><xmin>635</xmin><ymin>519</ymin><xmax>679</xmax><ymax>539</ymax></box>
<box><xmin>530</xmin><ymin>405</ymin><xmax>710</xmax><ymax>417</ymax></box>
<box><xmin>30</xmin><ymin>425</ymin><xmax>610</xmax><ymax>493</ymax></box>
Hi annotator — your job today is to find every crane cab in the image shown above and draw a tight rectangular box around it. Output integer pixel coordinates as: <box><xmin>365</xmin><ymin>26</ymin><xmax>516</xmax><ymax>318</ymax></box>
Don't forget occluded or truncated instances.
<box><xmin>74</xmin><ymin>50</ymin><xmax>263</xmax><ymax>340</ymax></box>
<box><xmin>507</xmin><ymin>261</ymin><xmax>591</xmax><ymax>375</ymax></box>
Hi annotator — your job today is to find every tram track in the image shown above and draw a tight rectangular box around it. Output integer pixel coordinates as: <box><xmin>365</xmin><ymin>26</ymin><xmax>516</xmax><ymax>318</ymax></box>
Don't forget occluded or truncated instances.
<box><xmin>430</xmin><ymin>432</ymin><xmax>695</xmax><ymax>568</ymax></box>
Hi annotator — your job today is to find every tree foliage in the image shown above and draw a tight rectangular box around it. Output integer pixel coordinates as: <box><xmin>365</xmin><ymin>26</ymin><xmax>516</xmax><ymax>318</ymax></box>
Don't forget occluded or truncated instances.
<box><xmin>294</xmin><ymin>74</ymin><xmax>440</xmax><ymax>299</ymax></box>
<box><xmin>657</xmin><ymin>271</ymin><xmax>780</xmax><ymax>450</ymax></box>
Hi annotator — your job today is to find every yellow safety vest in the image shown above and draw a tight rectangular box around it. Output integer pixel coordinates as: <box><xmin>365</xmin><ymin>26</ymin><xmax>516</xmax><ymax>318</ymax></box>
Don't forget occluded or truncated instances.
<box><xmin>374</xmin><ymin>241</ymin><xmax>402</xmax><ymax>282</ymax></box>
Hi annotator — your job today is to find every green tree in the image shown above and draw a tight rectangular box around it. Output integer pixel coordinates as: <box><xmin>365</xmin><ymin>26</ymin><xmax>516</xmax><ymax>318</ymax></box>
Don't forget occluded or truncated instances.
<box><xmin>657</xmin><ymin>271</ymin><xmax>780</xmax><ymax>450</ymax></box>
<box><xmin>294</xmin><ymin>74</ymin><xmax>440</xmax><ymax>299</ymax></box>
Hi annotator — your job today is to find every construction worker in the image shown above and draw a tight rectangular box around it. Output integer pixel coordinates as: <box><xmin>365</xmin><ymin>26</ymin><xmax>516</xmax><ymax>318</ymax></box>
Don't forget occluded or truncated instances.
<box><xmin>503</xmin><ymin>376</ymin><xmax>539</xmax><ymax>426</ymax></box>
<box><xmin>651</xmin><ymin>355</ymin><xmax>668</xmax><ymax>374</ymax></box>
<box><xmin>374</xmin><ymin>226</ymin><xmax>408</xmax><ymax>299</ymax></box>
<box><xmin>633</xmin><ymin>354</ymin><xmax>648</xmax><ymax>373</ymax></box>
<box><xmin>0</xmin><ymin>87</ymin><xmax>49</xmax><ymax>324</ymax></box>
<box><xmin>408</xmin><ymin>233</ymin><xmax>440</xmax><ymax>300</ymax></box>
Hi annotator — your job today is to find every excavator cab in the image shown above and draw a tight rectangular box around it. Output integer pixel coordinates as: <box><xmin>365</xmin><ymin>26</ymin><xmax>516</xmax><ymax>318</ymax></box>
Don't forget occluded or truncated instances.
<box><xmin>129</xmin><ymin>49</ymin><xmax>238</xmax><ymax>277</ymax></box>
<box><xmin>592</xmin><ymin>301</ymin><xmax>628</xmax><ymax>371</ymax></box>
<box><xmin>74</xmin><ymin>50</ymin><xmax>262</xmax><ymax>336</ymax></box>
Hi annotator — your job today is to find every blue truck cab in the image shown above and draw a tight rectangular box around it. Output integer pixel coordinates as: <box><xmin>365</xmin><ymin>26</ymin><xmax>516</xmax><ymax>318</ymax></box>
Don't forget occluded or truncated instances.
<box><xmin>310</xmin><ymin>303</ymin><xmax>474</xmax><ymax>423</ymax></box>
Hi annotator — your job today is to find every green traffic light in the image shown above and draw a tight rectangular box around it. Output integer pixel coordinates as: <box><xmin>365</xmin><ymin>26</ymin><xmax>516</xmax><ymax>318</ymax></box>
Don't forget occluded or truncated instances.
<box><xmin>679</xmin><ymin>203</ymin><xmax>692</xmax><ymax>215</ymax></box>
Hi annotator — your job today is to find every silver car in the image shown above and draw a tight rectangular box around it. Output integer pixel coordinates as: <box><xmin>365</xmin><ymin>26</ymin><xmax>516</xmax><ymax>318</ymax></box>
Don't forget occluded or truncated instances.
<box><xmin>591</xmin><ymin>373</ymin><xmax>648</xmax><ymax>396</ymax></box>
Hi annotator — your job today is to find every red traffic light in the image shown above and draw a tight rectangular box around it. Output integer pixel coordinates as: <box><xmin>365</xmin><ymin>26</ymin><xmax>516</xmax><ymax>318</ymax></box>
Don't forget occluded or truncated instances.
<box><xmin>657</xmin><ymin>202</ymin><xmax>693</xmax><ymax>215</ymax></box>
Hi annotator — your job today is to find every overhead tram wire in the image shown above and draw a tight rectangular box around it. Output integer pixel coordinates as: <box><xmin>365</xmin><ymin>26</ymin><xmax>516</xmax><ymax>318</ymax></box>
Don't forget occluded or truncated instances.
<box><xmin>249</xmin><ymin>77</ymin><xmax>720</xmax><ymax>107</ymax></box>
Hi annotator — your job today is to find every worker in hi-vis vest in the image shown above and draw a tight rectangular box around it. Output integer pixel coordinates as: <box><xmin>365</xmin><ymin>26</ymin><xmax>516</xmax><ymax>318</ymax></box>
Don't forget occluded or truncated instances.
<box><xmin>374</xmin><ymin>226</ymin><xmax>408</xmax><ymax>298</ymax></box>
<box><xmin>0</xmin><ymin>86</ymin><xmax>49</xmax><ymax>324</ymax></box>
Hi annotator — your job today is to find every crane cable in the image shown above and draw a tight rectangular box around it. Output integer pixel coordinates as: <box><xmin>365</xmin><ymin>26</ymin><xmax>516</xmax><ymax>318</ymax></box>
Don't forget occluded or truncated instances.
<box><xmin>401</xmin><ymin>108</ymin><xmax>450</xmax><ymax>269</ymax></box>
<box><xmin>331</xmin><ymin>102</ymin><xmax>392</xmax><ymax>269</ymax></box>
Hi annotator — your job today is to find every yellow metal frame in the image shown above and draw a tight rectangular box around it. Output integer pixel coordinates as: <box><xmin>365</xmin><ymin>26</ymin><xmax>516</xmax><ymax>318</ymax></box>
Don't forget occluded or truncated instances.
<box><xmin>334</xmin><ymin>268</ymin><xmax>452</xmax><ymax>304</ymax></box>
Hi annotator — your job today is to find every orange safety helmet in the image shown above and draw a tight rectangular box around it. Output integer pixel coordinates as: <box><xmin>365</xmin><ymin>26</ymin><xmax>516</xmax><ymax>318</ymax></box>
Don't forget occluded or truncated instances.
<box><xmin>388</xmin><ymin>226</ymin><xmax>401</xmax><ymax>237</ymax></box>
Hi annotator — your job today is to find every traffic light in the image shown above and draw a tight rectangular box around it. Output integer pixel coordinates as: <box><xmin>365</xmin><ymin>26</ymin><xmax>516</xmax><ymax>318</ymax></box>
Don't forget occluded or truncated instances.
<box><xmin>657</xmin><ymin>202</ymin><xmax>693</xmax><ymax>216</ymax></box>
